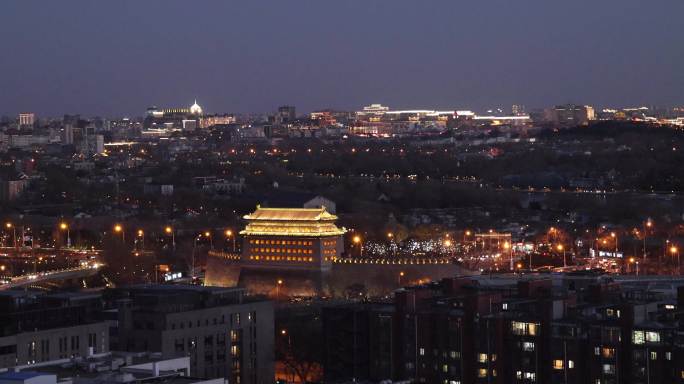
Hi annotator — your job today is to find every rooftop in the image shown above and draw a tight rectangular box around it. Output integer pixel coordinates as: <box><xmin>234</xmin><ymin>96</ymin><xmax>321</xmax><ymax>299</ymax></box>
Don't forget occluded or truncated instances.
<box><xmin>243</xmin><ymin>206</ymin><xmax>338</xmax><ymax>221</ymax></box>
<box><xmin>0</xmin><ymin>372</ymin><xmax>51</xmax><ymax>380</ymax></box>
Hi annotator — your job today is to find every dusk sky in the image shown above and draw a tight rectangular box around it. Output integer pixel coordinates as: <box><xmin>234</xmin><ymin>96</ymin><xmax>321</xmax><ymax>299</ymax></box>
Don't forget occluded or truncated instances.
<box><xmin>1</xmin><ymin>0</ymin><xmax>683</xmax><ymax>117</ymax></box>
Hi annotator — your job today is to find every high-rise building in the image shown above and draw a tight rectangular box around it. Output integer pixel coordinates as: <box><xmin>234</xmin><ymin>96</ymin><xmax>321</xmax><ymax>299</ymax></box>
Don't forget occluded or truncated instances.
<box><xmin>63</xmin><ymin>124</ymin><xmax>74</xmax><ymax>145</ymax></box>
<box><xmin>94</xmin><ymin>134</ymin><xmax>105</xmax><ymax>154</ymax></box>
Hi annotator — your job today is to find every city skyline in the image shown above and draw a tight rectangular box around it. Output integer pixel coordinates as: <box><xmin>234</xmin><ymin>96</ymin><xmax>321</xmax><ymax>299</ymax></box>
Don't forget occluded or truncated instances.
<box><xmin>2</xmin><ymin>0</ymin><xmax>684</xmax><ymax>116</ymax></box>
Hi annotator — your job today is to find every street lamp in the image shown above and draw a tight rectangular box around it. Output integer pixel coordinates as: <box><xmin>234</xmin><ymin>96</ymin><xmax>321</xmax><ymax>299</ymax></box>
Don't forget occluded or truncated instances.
<box><xmin>643</xmin><ymin>220</ymin><xmax>653</xmax><ymax>259</ymax></box>
<box><xmin>387</xmin><ymin>232</ymin><xmax>396</xmax><ymax>257</ymax></box>
<box><xmin>557</xmin><ymin>244</ymin><xmax>566</xmax><ymax>268</ymax></box>
<box><xmin>137</xmin><ymin>229</ymin><xmax>144</xmax><ymax>250</ymax></box>
<box><xmin>353</xmin><ymin>235</ymin><xmax>363</xmax><ymax>257</ymax></box>
<box><xmin>114</xmin><ymin>224</ymin><xmax>125</xmax><ymax>242</ymax></box>
<box><xmin>611</xmin><ymin>232</ymin><xmax>618</xmax><ymax>257</ymax></box>
<box><xmin>670</xmin><ymin>246</ymin><xmax>679</xmax><ymax>275</ymax></box>
<box><xmin>276</xmin><ymin>279</ymin><xmax>283</xmax><ymax>299</ymax></box>
<box><xmin>225</xmin><ymin>229</ymin><xmax>236</xmax><ymax>252</ymax></box>
<box><xmin>204</xmin><ymin>231</ymin><xmax>213</xmax><ymax>249</ymax></box>
<box><xmin>59</xmin><ymin>222</ymin><xmax>70</xmax><ymax>248</ymax></box>
<box><xmin>398</xmin><ymin>271</ymin><xmax>405</xmax><ymax>285</ymax></box>
<box><xmin>503</xmin><ymin>241</ymin><xmax>513</xmax><ymax>270</ymax></box>
<box><xmin>5</xmin><ymin>222</ymin><xmax>16</xmax><ymax>248</ymax></box>
<box><xmin>164</xmin><ymin>226</ymin><xmax>176</xmax><ymax>249</ymax></box>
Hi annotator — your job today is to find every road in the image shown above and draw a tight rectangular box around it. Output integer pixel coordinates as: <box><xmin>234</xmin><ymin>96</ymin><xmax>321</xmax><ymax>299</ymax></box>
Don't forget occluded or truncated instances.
<box><xmin>0</xmin><ymin>264</ymin><xmax>102</xmax><ymax>290</ymax></box>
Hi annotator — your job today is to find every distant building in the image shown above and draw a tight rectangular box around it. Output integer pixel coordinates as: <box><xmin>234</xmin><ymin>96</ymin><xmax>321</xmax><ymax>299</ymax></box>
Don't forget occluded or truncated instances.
<box><xmin>554</xmin><ymin>104</ymin><xmax>596</xmax><ymax>127</ymax></box>
<box><xmin>18</xmin><ymin>113</ymin><xmax>35</xmax><ymax>129</ymax></box>
<box><xmin>309</xmin><ymin>110</ymin><xmax>337</xmax><ymax>126</ymax></box>
<box><xmin>276</xmin><ymin>106</ymin><xmax>296</xmax><ymax>123</ymax></box>
<box><xmin>62</xmin><ymin>125</ymin><xmax>74</xmax><ymax>145</ymax></box>
<box><xmin>144</xmin><ymin>101</ymin><xmax>203</xmax><ymax>129</ymax></box>
<box><xmin>94</xmin><ymin>134</ymin><xmax>104</xmax><ymax>154</ymax></box>
<box><xmin>357</xmin><ymin>103</ymin><xmax>390</xmax><ymax>117</ymax></box>
<box><xmin>112</xmin><ymin>285</ymin><xmax>273</xmax><ymax>383</ymax></box>
<box><xmin>0</xmin><ymin>172</ymin><xmax>30</xmax><ymax>201</ymax></box>
<box><xmin>200</xmin><ymin>114</ymin><xmax>236</xmax><ymax>129</ymax></box>
<box><xmin>512</xmin><ymin>104</ymin><xmax>525</xmax><ymax>116</ymax></box>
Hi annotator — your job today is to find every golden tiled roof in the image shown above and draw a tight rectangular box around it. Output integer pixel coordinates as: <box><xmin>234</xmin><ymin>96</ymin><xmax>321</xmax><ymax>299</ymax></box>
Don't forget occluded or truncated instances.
<box><xmin>243</xmin><ymin>206</ymin><xmax>338</xmax><ymax>221</ymax></box>
<box><xmin>240</xmin><ymin>206</ymin><xmax>346</xmax><ymax>237</ymax></box>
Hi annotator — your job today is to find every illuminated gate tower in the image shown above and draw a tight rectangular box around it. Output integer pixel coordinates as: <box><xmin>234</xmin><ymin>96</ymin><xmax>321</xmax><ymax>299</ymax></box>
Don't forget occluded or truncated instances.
<box><xmin>240</xmin><ymin>206</ymin><xmax>346</xmax><ymax>271</ymax></box>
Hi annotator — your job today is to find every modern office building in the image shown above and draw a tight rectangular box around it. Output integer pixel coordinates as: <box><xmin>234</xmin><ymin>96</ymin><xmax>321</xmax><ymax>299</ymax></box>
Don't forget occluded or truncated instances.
<box><xmin>110</xmin><ymin>285</ymin><xmax>273</xmax><ymax>384</ymax></box>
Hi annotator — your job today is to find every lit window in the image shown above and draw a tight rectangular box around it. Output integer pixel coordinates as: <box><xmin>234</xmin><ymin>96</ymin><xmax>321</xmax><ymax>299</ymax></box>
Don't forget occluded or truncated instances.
<box><xmin>602</xmin><ymin>364</ymin><xmax>615</xmax><ymax>374</ymax></box>
<box><xmin>511</xmin><ymin>321</ymin><xmax>538</xmax><ymax>336</ymax></box>
<box><xmin>602</xmin><ymin>347</ymin><xmax>615</xmax><ymax>358</ymax></box>
<box><xmin>650</xmin><ymin>351</ymin><xmax>657</xmax><ymax>360</ymax></box>
<box><xmin>502</xmin><ymin>303</ymin><xmax>508</xmax><ymax>310</ymax></box>
<box><xmin>478</xmin><ymin>353</ymin><xmax>488</xmax><ymax>363</ymax></box>
<box><xmin>478</xmin><ymin>368</ymin><xmax>487</xmax><ymax>378</ymax></box>
<box><xmin>646</xmin><ymin>331</ymin><xmax>660</xmax><ymax>343</ymax></box>
<box><xmin>666</xmin><ymin>352</ymin><xmax>672</xmax><ymax>360</ymax></box>
<box><xmin>553</xmin><ymin>360</ymin><xmax>564</xmax><ymax>370</ymax></box>
<box><xmin>568</xmin><ymin>360</ymin><xmax>575</xmax><ymax>369</ymax></box>
<box><xmin>594</xmin><ymin>347</ymin><xmax>600</xmax><ymax>356</ymax></box>
<box><xmin>442</xmin><ymin>364</ymin><xmax>448</xmax><ymax>373</ymax></box>
<box><xmin>419</xmin><ymin>348</ymin><xmax>425</xmax><ymax>356</ymax></box>
<box><xmin>633</xmin><ymin>331</ymin><xmax>644</xmax><ymax>344</ymax></box>
<box><xmin>522</xmin><ymin>342</ymin><xmax>535</xmax><ymax>352</ymax></box>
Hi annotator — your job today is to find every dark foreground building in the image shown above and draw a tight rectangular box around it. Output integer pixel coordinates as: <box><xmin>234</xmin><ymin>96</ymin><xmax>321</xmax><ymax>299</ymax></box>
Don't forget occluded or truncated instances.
<box><xmin>323</xmin><ymin>275</ymin><xmax>684</xmax><ymax>384</ymax></box>
<box><xmin>0</xmin><ymin>291</ymin><xmax>109</xmax><ymax>368</ymax></box>
<box><xmin>110</xmin><ymin>285</ymin><xmax>274</xmax><ymax>384</ymax></box>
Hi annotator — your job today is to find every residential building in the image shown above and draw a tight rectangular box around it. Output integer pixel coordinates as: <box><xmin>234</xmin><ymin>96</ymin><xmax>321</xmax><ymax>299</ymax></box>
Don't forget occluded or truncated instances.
<box><xmin>110</xmin><ymin>285</ymin><xmax>273</xmax><ymax>384</ymax></box>
<box><xmin>0</xmin><ymin>291</ymin><xmax>109</xmax><ymax>369</ymax></box>
<box><xmin>323</xmin><ymin>275</ymin><xmax>684</xmax><ymax>384</ymax></box>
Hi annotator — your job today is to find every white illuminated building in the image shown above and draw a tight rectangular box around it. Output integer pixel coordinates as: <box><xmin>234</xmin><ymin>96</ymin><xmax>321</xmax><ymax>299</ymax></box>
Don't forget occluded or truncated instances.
<box><xmin>190</xmin><ymin>99</ymin><xmax>203</xmax><ymax>115</ymax></box>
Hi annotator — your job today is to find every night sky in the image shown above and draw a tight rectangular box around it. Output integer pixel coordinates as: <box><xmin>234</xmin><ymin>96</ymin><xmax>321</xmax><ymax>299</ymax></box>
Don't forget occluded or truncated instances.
<box><xmin>1</xmin><ymin>0</ymin><xmax>683</xmax><ymax>117</ymax></box>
